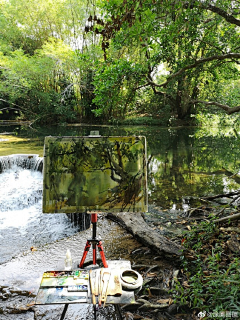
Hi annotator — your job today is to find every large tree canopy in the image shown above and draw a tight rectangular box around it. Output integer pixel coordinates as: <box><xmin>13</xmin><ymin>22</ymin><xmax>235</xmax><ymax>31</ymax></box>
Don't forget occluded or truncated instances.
<box><xmin>0</xmin><ymin>0</ymin><xmax>240</xmax><ymax>123</ymax></box>
<box><xmin>90</xmin><ymin>0</ymin><xmax>240</xmax><ymax>120</ymax></box>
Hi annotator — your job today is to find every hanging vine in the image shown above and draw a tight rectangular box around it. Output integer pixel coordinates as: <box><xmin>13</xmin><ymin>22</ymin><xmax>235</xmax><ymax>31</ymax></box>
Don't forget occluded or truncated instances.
<box><xmin>84</xmin><ymin>0</ymin><xmax>143</xmax><ymax>60</ymax></box>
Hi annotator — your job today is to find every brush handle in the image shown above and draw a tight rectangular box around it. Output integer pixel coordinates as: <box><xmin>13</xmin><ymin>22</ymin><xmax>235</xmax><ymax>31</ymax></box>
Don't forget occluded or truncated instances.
<box><xmin>98</xmin><ymin>268</ymin><xmax>104</xmax><ymax>307</ymax></box>
<box><xmin>89</xmin><ymin>270</ymin><xmax>96</xmax><ymax>305</ymax></box>
<box><xmin>101</xmin><ymin>272</ymin><xmax>111</xmax><ymax>307</ymax></box>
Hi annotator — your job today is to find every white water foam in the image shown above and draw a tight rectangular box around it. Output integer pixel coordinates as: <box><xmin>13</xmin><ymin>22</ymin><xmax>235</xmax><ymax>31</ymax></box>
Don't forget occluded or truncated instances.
<box><xmin>0</xmin><ymin>156</ymin><xmax>79</xmax><ymax>264</ymax></box>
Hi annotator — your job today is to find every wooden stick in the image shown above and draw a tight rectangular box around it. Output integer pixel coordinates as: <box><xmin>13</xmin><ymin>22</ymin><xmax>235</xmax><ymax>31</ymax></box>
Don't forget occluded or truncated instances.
<box><xmin>98</xmin><ymin>268</ymin><xmax>104</xmax><ymax>307</ymax></box>
<box><xmin>89</xmin><ymin>269</ymin><xmax>96</xmax><ymax>305</ymax></box>
<box><xmin>101</xmin><ymin>271</ymin><xmax>110</xmax><ymax>307</ymax></box>
<box><xmin>215</xmin><ymin>212</ymin><xmax>240</xmax><ymax>223</ymax></box>
<box><xmin>94</xmin><ymin>269</ymin><xmax>99</xmax><ymax>296</ymax></box>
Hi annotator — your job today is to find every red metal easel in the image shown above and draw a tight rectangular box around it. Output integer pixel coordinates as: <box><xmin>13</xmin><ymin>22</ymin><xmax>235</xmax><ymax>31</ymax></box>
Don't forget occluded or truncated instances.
<box><xmin>79</xmin><ymin>213</ymin><xmax>108</xmax><ymax>268</ymax></box>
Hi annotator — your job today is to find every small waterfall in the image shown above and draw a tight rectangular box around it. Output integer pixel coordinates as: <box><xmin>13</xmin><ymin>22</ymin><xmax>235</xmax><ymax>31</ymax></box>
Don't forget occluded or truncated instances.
<box><xmin>67</xmin><ymin>212</ymin><xmax>91</xmax><ymax>231</ymax></box>
<box><xmin>0</xmin><ymin>154</ymin><xmax>90</xmax><ymax>263</ymax></box>
<box><xmin>0</xmin><ymin>154</ymin><xmax>43</xmax><ymax>173</ymax></box>
<box><xmin>0</xmin><ymin>154</ymin><xmax>91</xmax><ymax>230</ymax></box>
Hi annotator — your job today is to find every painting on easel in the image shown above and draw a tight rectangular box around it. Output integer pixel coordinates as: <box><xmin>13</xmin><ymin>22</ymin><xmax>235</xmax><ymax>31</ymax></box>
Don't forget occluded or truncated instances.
<box><xmin>43</xmin><ymin>136</ymin><xmax>148</xmax><ymax>213</ymax></box>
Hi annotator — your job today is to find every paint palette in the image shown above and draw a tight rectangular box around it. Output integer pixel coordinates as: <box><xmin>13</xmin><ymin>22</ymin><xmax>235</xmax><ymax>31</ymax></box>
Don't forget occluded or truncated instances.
<box><xmin>68</xmin><ymin>285</ymin><xmax>88</xmax><ymax>292</ymax></box>
<box><xmin>35</xmin><ymin>270</ymin><xmax>90</xmax><ymax>305</ymax></box>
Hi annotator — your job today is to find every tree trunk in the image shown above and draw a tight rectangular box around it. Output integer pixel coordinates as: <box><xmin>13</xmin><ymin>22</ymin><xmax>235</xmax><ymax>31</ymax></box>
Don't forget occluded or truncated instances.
<box><xmin>106</xmin><ymin>212</ymin><xmax>183</xmax><ymax>257</ymax></box>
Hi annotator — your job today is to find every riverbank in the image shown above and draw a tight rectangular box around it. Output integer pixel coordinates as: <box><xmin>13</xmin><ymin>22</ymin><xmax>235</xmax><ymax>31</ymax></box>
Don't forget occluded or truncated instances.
<box><xmin>1</xmin><ymin>123</ymin><xmax>240</xmax><ymax>319</ymax></box>
<box><xmin>1</xmin><ymin>202</ymin><xmax>239</xmax><ymax>320</ymax></box>
<box><xmin>0</xmin><ymin>215</ymin><xmax>179</xmax><ymax>320</ymax></box>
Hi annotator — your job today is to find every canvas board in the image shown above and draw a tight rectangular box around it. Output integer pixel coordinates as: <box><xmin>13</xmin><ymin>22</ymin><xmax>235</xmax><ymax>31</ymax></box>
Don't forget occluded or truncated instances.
<box><xmin>43</xmin><ymin>136</ymin><xmax>147</xmax><ymax>213</ymax></box>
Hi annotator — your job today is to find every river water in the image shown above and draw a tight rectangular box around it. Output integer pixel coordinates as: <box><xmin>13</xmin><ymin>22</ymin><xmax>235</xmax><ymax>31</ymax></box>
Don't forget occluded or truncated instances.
<box><xmin>0</xmin><ymin>123</ymin><xmax>240</xmax><ymax>319</ymax></box>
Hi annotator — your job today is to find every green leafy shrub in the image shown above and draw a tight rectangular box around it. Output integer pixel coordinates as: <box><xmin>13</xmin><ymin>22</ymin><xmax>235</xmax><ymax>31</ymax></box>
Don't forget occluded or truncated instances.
<box><xmin>172</xmin><ymin>220</ymin><xmax>240</xmax><ymax>314</ymax></box>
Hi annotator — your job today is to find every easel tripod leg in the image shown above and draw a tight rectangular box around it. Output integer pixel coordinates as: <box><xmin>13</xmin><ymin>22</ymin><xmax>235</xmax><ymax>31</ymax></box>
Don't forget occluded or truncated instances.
<box><xmin>79</xmin><ymin>241</ymin><xmax>91</xmax><ymax>268</ymax></box>
<box><xmin>93</xmin><ymin>304</ymin><xmax>97</xmax><ymax>320</ymax></box>
<box><xmin>97</xmin><ymin>241</ymin><xmax>108</xmax><ymax>268</ymax></box>
<box><xmin>60</xmin><ymin>304</ymin><xmax>68</xmax><ymax>320</ymax></box>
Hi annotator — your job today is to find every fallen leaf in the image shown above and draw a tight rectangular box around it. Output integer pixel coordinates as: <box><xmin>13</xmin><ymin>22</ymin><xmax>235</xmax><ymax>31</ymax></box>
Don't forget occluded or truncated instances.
<box><xmin>181</xmin><ymin>238</ymin><xmax>186</xmax><ymax>245</ymax></box>
<box><xmin>147</xmin><ymin>288</ymin><xmax>153</xmax><ymax>298</ymax></box>
<box><xmin>124</xmin><ymin>312</ymin><xmax>134</xmax><ymax>320</ymax></box>
<box><xmin>133</xmin><ymin>315</ymin><xmax>143</xmax><ymax>320</ymax></box>
<box><xmin>157</xmin><ymin>298</ymin><xmax>170</xmax><ymax>304</ymax></box>
<box><xmin>18</xmin><ymin>306</ymin><xmax>30</xmax><ymax>311</ymax></box>
<box><xmin>146</xmin><ymin>272</ymin><xmax>158</xmax><ymax>277</ymax></box>
<box><xmin>182</xmin><ymin>281</ymin><xmax>190</xmax><ymax>288</ymax></box>
<box><xmin>176</xmin><ymin>221</ymin><xmax>185</xmax><ymax>224</ymax></box>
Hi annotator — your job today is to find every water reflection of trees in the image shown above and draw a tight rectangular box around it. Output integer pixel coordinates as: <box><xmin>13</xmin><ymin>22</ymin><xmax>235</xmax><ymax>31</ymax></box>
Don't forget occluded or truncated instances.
<box><xmin>147</xmin><ymin>128</ymin><xmax>240</xmax><ymax>209</ymax></box>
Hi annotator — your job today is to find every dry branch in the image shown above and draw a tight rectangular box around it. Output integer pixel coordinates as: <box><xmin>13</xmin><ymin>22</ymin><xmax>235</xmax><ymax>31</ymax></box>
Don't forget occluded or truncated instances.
<box><xmin>214</xmin><ymin>212</ymin><xmax>240</xmax><ymax>223</ymax></box>
<box><xmin>193</xmin><ymin>101</ymin><xmax>240</xmax><ymax>115</ymax></box>
<box><xmin>207</xmin><ymin>4</ymin><xmax>240</xmax><ymax>26</ymax></box>
<box><xmin>148</xmin><ymin>53</ymin><xmax>240</xmax><ymax>89</ymax></box>
<box><xmin>202</xmin><ymin>190</ymin><xmax>240</xmax><ymax>201</ymax></box>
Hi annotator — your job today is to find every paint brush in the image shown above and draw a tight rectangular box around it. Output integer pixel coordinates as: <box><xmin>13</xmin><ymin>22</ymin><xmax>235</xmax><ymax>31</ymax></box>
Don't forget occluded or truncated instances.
<box><xmin>94</xmin><ymin>269</ymin><xmax>99</xmax><ymax>296</ymax></box>
<box><xmin>101</xmin><ymin>270</ymin><xmax>111</xmax><ymax>307</ymax></box>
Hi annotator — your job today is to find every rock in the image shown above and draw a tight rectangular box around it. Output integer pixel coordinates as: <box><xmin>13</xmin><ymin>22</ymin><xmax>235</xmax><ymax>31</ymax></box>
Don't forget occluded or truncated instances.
<box><xmin>138</xmin><ymin>303</ymin><xmax>169</xmax><ymax>311</ymax></box>
<box><xmin>227</xmin><ymin>234</ymin><xmax>240</xmax><ymax>253</ymax></box>
<box><xmin>136</xmin><ymin>298</ymin><xmax>150</xmax><ymax>305</ymax></box>
<box><xmin>139</xmin><ymin>295</ymin><xmax>149</xmax><ymax>301</ymax></box>
<box><xmin>149</xmin><ymin>287</ymin><xmax>170</xmax><ymax>296</ymax></box>
<box><xmin>167</xmin><ymin>303</ymin><xmax>178</xmax><ymax>315</ymax></box>
<box><xmin>122</xmin><ymin>302</ymin><xmax>142</xmax><ymax>312</ymax></box>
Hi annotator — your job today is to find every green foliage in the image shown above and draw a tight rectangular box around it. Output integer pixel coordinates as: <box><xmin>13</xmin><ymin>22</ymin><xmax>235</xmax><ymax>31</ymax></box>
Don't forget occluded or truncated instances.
<box><xmin>0</xmin><ymin>0</ymin><xmax>87</xmax><ymax>124</ymax></box>
<box><xmin>116</xmin><ymin>116</ymin><xmax>167</xmax><ymax>126</ymax></box>
<box><xmin>0</xmin><ymin>0</ymin><xmax>87</xmax><ymax>52</ymax></box>
<box><xmin>97</xmin><ymin>0</ymin><xmax>240</xmax><ymax>120</ymax></box>
<box><xmin>1</xmin><ymin>0</ymin><xmax>240</xmax><ymax>124</ymax></box>
<box><xmin>195</xmin><ymin>111</ymin><xmax>240</xmax><ymax>128</ymax></box>
<box><xmin>0</xmin><ymin>39</ymin><xmax>78</xmax><ymax>123</ymax></box>
<box><xmin>172</xmin><ymin>220</ymin><xmax>240</xmax><ymax>313</ymax></box>
<box><xmin>92</xmin><ymin>59</ymin><xmax>147</xmax><ymax>119</ymax></box>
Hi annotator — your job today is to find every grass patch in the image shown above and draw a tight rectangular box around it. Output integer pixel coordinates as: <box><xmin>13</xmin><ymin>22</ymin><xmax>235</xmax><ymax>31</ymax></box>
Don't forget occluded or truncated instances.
<box><xmin>172</xmin><ymin>219</ymin><xmax>240</xmax><ymax>315</ymax></box>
